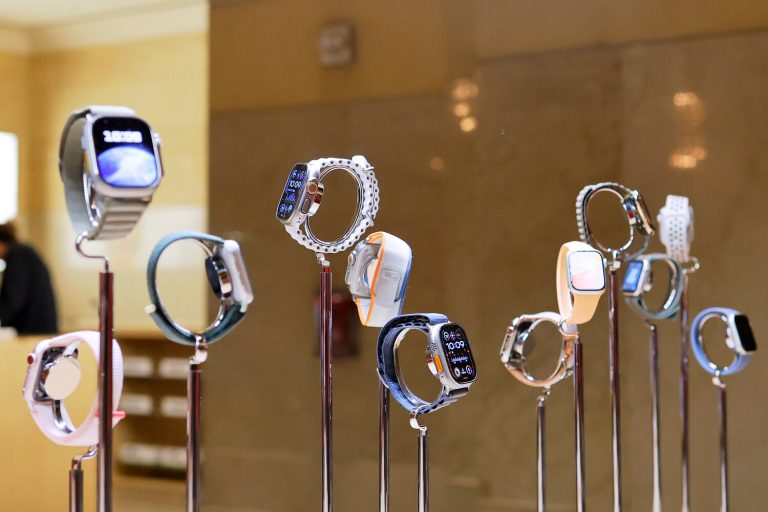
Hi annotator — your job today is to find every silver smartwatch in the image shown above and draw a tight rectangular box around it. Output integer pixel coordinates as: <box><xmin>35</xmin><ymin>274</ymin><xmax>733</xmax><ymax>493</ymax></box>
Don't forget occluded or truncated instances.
<box><xmin>276</xmin><ymin>156</ymin><xmax>379</xmax><ymax>253</ymax></box>
<box><xmin>58</xmin><ymin>105</ymin><xmax>163</xmax><ymax>240</ymax></box>
<box><xmin>622</xmin><ymin>253</ymin><xmax>684</xmax><ymax>320</ymax></box>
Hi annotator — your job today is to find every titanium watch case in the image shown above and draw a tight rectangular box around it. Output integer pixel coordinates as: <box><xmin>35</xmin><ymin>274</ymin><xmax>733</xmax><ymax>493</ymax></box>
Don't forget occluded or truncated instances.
<box><xmin>345</xmin><ymin>238</ymin><xmax>380</xmax><ymax>297</ymax></box>
<box><xmin>276</xmin><ymin>163</ymin><xmax>324</xmax><ymax>225</ymax></box>
<box><xmin>566</xmin><ymin>249</ymin><xmax>606</xmax><ymax>294</ymax></box>
<box><xmin>424</xmin><ymin>322</ymin><xmax>477</xmax><ymax>389</ymax></box>
<box><xmin>81</xmin><ymin>111</ymin><xmax>164</xmax><ymax>199</ymax></box>
<box><xmin>207</xmin><ymin>240</ymin><xmax>254</xmax><ymax>306</ymax></box>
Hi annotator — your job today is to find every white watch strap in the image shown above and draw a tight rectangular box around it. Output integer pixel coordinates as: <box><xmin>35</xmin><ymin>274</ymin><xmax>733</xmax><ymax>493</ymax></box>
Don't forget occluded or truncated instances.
<box><xmin>355</xmin><ymin>232</ymin><xmax>411</xmax><ymax>327</ymax></box>
<box><xmin>29</xmin><ymin>331</ymin><xmax>124</xmax><ymax>447</ymax></box>
<box><xmin>285</xmin><ymin>156</ymin><xmax>379</xmax><ymax>253</ymax></box>
<box><xmin>59</xmin><ymin>105</ymin><xmax>150</xmax><ymax>240</ymax></box>
<box><xmin>658</xmin><ymin>194</ymin><xmax>694</xmax><ymax>263</ymax></box>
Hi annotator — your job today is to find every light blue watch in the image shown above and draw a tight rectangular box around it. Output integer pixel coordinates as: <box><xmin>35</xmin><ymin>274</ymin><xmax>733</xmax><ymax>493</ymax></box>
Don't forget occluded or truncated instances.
<box><xmin>690</xmin><ymin>307</ymin><xmax>757</xmax><ymax>377</ymax></box>
<box><xmin>622</xmin><ymin>253</ymin><xmax>683</xmax><ymax>320</ymax></box>
<box><xmin>376</xmin><ymin>313</ymin><xmax>476</xmax><ymax>415</ymax></box>
<box><xmin>146</xmin><ymin>231</ymin><xmax>254</xmax><ymax>345</ymax></box>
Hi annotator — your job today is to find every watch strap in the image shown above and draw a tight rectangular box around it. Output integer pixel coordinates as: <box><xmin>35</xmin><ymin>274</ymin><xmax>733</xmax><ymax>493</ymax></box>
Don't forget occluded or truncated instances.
<box><xmin>625</xmin><ymin>253</ymin><xmax>683</xmax><ymax>320</ymax></box>
<box><xmin>146</xmin><ymin>231</ymin><xmax>247</xmax><ymax>346</ymax></box>
<box><xmin>555</xmin><ymin>241</ymin><xmax>604</xmax><ymax>324</ymax></box>
<box><xmin>658</xmin><ymin>195</ymin><xmax>694</xmax><ymax>263</ymax></box>
<box><xmin>355</xmin><ymin>232</ymin><xmax>412</xmax><ymax>327</ymax></box>
<box><xmin>690</xmin><ymin>307</ymin><xmax>751</xmax><ymax>376</ymax></box>
<box><xmin>28</xmin><ymin>331</ymin><xmax>124</xmax><ymax>447</ymax></box>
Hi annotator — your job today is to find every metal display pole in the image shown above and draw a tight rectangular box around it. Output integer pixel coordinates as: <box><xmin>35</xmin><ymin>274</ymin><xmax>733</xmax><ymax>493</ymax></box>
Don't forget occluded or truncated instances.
<box><xmin>319</xmin><ymin>258</ymin><xmax>333</xmax><ymax>512</ymax></box>
<box><xmin>69</xmin><ymin>447</ymin><xmax>97</xmax><ymax>512</ymax></box>
<box><xmin>573</xmin><ymin>337</ymin><xmax>586</xmax><ymax>512</ymax></box>
<box><xmin>715</xmin><ymin>374</ymin><xmax>729</xmax><ymax>512</ymax></box>
<box><xmin>679</xmin><ymin>275</ymin><xmax>691</xmax><ymax>512</ymax></box>
<box><xmin>606</xmin><ymin>260</ymin><xmax>622</xmax><ymax>512</ymax></box>
<box><xmin>647</xmin><ymin>322</ymin><xmax>662</xmax><ymax>512</ymax></box>
<box><xmin>537</xmin><ymin>389</ymin><xmax>551</xmax><ymax>512</ymax></box>
<box><xmin>187</xmin><ymin>340</ymin><xmax>208</xmax><ymax>512</ymax></box>
<box><xmin>379</xmin><ymin>382</ymin><xmax>390</xmax><ymax>512</ymax></box>
<box><xmin>410</xmin><ymin>415</ymin><xmax>429</xmax><ymax>512</ymax></box>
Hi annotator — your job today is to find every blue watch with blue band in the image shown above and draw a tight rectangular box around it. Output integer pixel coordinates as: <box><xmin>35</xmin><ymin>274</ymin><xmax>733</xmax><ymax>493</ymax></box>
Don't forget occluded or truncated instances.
<box><xmin>690</xmin><ymin>307</ymin><xmax>757</xmax><ymax>377</ymax></box>
<box><xmin>376</xmin><ymin>313</ymin><xmax>476</xmax><ymax>415</ymax></box>
<box><xmin>146</xmin><ymin>231</ymin><xmax>253</xmax><ymax>346</ymax></box>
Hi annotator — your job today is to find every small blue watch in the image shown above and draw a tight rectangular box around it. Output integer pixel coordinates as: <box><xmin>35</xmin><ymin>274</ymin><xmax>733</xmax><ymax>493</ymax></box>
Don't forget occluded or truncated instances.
<box><xmin>146</xmin><ymin>231</ymin><xmax>254</xmax><ymax>345</ymax></box>
<box><xmin>377</xmin><ymin>313</ymin><xmax>476</xmax><ymax>415</ymax></box>
<box><xmin>690</xmin><ymin>307</ymin><xmax>757</xmax><ymax>377</ymax></box>
<box><xmin>622</xmin><ymin>253</ymin><xmax>684</xmax><ymax>320</ymax></box>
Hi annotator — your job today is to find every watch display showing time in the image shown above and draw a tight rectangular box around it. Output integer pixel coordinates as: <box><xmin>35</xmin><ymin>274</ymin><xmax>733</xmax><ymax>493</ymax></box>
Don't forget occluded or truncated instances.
<box><xmin>276</xmin><ymin>163</ymin><xmax>308</xmax><ymax>221</ymax></box>
<box><xmin>92</xmin><ymin>116</ymin><xmax>159</xmax><ymax>188</ymax></box>
<box><xmin>439</xmin><ymin>324</ymin><xmax>476</xmax><ymax>384</ymax></box>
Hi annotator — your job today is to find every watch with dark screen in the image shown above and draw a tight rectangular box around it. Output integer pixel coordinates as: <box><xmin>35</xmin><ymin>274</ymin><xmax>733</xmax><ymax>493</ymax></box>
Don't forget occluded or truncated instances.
<box><xmin>691</xmin><ymin>307</ymin><xmax>757</xmax><ymax>377</ymax></box>
<box><xmin>376</xmin><ymin>314</ymin><xmax>476</xmax><ymax>415</ymax></box>
<box><xmin>59</xmin><ymin>105</ymin><xmax>163</xmax><ymax>240</ymax></box>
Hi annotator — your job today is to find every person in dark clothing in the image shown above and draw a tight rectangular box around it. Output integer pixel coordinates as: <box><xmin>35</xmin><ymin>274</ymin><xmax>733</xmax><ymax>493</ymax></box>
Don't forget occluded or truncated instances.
<box><xmin>0</xmin><ymin>223</ymin><xmax>58</xmax><ymax>334</ymax></box>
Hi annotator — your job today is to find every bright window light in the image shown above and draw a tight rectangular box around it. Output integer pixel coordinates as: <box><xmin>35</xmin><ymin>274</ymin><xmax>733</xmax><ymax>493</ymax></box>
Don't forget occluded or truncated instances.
<box><xmin>0</xmin><ymin>132</ymin><xmax>18</xmax><ymax>224</ymax></box>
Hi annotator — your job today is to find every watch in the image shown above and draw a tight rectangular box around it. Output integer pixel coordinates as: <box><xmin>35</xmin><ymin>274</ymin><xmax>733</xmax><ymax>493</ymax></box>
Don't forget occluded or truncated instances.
<box><xmin>622</xmin><ymin>253</ymin><xmax>683</xmax><ymax>320</ymax></box>
<box><xmin>556</xmin><ymin>241</ymin><xmax>606</xmax><ymax>324</ymax></box>
<box><xmin>146</xmin><ymin>231</ymin><xmax>254</xmax><ymax>345</ymax></box>
<box><xmin>59</xmin><ymin>105</ymin><xmax>163</xmax><ymax>240</ymax></box>
<box><xmin>500</xmin><ymin>312</ymin><xmax>577</xmax><ymax>388</ymax></box>
<box><xmin>22</xmin><ymin>331</ymin><xmax>124</xmax><ymax>446</ymax></box>
<box><xmin>657</xmin><ymin>194</ymin><xmax>694</xmax><ymax>263</ymax></box>
<box><xmin>376</xmin><ymin>314</ymin><xmax>476</xmax><ymax>415</ymax></box>
<box><xmin>690</xmin><ymin>308</ymin><xmax>757</xmax><ymax>377</ymax></box>
<box><xmin>345</xmin><ymin>231</ymin><xmax>412</xmax><ymax>327</ymax></box>
<box><xmin>276</xmin><ymin>156</ymin><xmax>379</xmax><ymax>253</ymax></box>
<box><xmin>576</xmin><ymin>182</ymin><xmax>655</xmax><ymax>261</ymax></box>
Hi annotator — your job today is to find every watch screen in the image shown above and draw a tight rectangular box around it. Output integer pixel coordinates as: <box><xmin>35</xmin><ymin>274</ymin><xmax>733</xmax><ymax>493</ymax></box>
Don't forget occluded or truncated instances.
<box><xmin>439</xmin><ymin>324</ymin><xmax>476</xmax><ymax>384</ymax></box>
<box><xmin>734</xmin><ymin>314</ymin><xmax>757</xmax><ymax>352</ymax></box>
<box><xmin>568</xmin><ymin>251</ymin><xmax>605</xmax><ymax>292</ymax></box>
<box><xmin>622</xmin><ymin>260</ymin><xmax>644</xmax><ymax>293</ymax></box>
<box><xmin>276</xmin><ymin>164</ymin><xmax>308</xmax><ymax>221</ymax></box>
<box><xmin>92</xmin><ymin>117</ymin><xmax>159</xmax><ymax>188</ymax></box>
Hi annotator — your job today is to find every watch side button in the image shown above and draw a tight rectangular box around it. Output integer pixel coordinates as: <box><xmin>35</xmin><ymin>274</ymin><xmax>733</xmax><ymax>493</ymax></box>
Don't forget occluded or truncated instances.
<box><xmin>300</xmin><ymin>197</ymin><xmax>312</xmax><ymax>214</ymax></box>
<box><xmin>433</xmin><ymin>355</ymin><xmax>443</xmax><ymax>374</ymax></box>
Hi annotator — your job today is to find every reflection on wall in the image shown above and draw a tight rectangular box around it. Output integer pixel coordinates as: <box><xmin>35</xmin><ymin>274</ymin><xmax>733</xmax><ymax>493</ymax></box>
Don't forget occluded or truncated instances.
<box><xmin>209</xmin><ymin>2</ymin><xmax>768</xmax><ymax>510</ymax></box>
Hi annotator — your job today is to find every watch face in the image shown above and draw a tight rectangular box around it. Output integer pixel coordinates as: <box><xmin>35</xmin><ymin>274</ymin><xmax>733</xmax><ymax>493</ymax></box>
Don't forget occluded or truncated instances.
<box><xmin>438</xmin><ymin>324</ymin><xmax>476</xmax><ymax>384</ymax></box>
<box><xmin>92</xmin><ymin>117</ymin><xmax>159</xmax><ymax>188</ymax></box>
<box><xmin>734</xmin><ymin>314</ymin><xmax>757</xmax><ymax>353</ymax></box>
<box><xmin>276</xmin><ymin>164</ymin><xmax>308</xmax><ymax>221</ymax></box>
<box><xmin>567</xmin><ymin>251</ymin><xmax>605</xmax><ymax>292</ymax></box>
<box><xmin>622</xmin><ymin>260</ymin><xmax>645</xmax><ymax>294</ymax></box>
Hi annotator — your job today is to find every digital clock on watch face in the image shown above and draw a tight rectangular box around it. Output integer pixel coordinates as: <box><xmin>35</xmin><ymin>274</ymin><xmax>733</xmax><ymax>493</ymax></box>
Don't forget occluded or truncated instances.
<box><xmin>276</xmin><ymin>164</ymin><xmax>308</xmax><ymax>221</ymax></box>
<box><xmin>438</xmin><ymin>323</ymin><xmax>476</xmax><ymax>384</ymax></box>
<box><xmin>92</xmin><ymin>117</ymin><xmax>159</xmax><ymax>188</ymax></box>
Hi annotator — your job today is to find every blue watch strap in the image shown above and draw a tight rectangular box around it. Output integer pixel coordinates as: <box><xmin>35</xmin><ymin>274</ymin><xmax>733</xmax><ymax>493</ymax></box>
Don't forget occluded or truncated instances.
<box><xmin>147</xmin><ymin>231</ymin><xmax>246</xmax><ymax>346</ymax></box>
<box><xmin>377</xmin><ymin>313</ymin><xmax>465</xmax><ymax>415</ymax></box>
<box><xmin>690</xmin><ymin>307</ymin><xmax>751</xmax><ymax>376</ymax></box>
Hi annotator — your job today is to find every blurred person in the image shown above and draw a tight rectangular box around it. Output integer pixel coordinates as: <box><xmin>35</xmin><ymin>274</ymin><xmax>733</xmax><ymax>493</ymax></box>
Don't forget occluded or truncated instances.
<box><xmin>0</xmin><ymin>223</ymin><xmax>58</xmax><ymax>334</ymax></box>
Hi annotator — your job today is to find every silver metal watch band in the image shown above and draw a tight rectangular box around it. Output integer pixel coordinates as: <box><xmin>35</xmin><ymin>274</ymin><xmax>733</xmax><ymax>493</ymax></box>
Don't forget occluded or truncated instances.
<box><xmin>59</xmin><ymin>105</ymin><xmax>149</xmax><ymax>240</ymax></box>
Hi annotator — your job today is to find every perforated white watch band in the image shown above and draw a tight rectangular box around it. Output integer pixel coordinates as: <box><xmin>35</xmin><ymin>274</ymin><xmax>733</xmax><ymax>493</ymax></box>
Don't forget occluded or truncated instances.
<box><xmin>354</xmin><ymin>232</ymin><xmax>411</xmax><ymax>327</ymax></box>
<box><xmin>285</xmin><ymin>156</ymin><xmax>379</xmax><ymax>253</ymax></box>
<box><xmin>26</xmin><ymin>331</ymin><xmax>124</xmax><ymax>447</ymax></box>
<box><xmin>658</xmin><ymin>194</ymin><xmax>694</xmax><ymax>263</ymax></box>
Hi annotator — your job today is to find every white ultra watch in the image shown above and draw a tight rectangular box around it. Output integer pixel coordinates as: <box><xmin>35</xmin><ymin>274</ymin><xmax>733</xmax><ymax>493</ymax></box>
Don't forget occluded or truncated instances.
<box><xmin>59</xmin><ymin>105</ymin><xmax>163</xmax><ymax>240</ymax></box>
<box><xmin>22</xmin><ymin>331</ymin><xmax>124</xmax><ymax>446</ymax></box>
<box><xmin>276</xmin><ymin>156</ymin><xmax>379</xmax><ymax>253</ymax></box>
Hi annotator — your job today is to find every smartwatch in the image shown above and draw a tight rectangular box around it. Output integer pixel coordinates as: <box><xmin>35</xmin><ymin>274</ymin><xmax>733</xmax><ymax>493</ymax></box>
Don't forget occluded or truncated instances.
<box><xmin>22</xmin><ymin>331</ymin><xmax>124</xmax><ymax>447</ymax></box>
<box><xmin>657</xmin><ymin>195</ymin><xmax>694</xmax><ymax>263</ymax></box>
<box><xmin>146</xmin><ymin>231</ymin><xmax>253</xmax><ymax>345</ymax></box>
<box><xmin>500</xmin><ymin>312</ymin><xmax>577</xmax><ymax>388</ymax></box>
<box><xmin>376</xmin><ymin>314</ymin><xmax>476</xmax><ymax>415</ymax></box>
<box><xmin>59</xmin><ymin>105</ymin><xmax>163</xmax><ymax>240</ymax></box>
<box><xmin>556</xmin><ymin>241</ymin><xmax>606</xmax><ymax>324</ymax></box>
<box><xmin>576</xmin><ymin>182</ymin><xmax>655</xmax><ymax>261</ymax></box>
<box><xmin>345</xmin><ymin>232</ymin><xmax>412</xmax><ymax>327</ymax></box>
<box><xmin>276</xmin><ymin>156</ymin><xmax>379</xmax><ymax>253</ymax></box>
<box><xmin>622</xmin><ymin>253</ymin><xmax>683</xmax><ymax>320</ymax></box>
<box><xmin>690</xmin><ymin>308</ymin><xmax>757</xmax><ymax>377</ymax></box>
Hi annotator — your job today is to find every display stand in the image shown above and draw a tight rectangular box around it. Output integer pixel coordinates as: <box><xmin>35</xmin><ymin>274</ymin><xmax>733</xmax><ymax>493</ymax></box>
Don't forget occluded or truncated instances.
<box><xmin>76</xmin><ymin>235</ymin><xmax>114</xmax><ymax>512</ymax></box>
<box><xmin>573</xmin><ymin>336</ymin><xmax>586</xmax><ymax>512</ymax></box>
<box><xmin>410</xmin><ymin>415</ymin><xmax>429</xmax><ymax>512</ymax></box>
<box><xmin>606</xmin><ymin>258</ymin><xmax>622</xmax><ymax>512</ymax></box>
<box><xmin>679</xmin><ymin>274</ymin><xmax>691</xmax><ymax>512</ymax></box>
<box><xmin>187</xmin><ymin>340</ymin><xmax>208</xmax><ymax>512</ymax></box>
<box><xmin>318</xmin><ymin>256</ymin><xmax>333</xmax><ymax>512</ymax></box>
<box><xmin>536</xmin><ymin>389</ymin><xmax>550</xmax><ymax>512</ymax></box>
<box><xmin>379</xmin><ymin>383</ymin><xmax>390</xmax><ymax>512</ymax></box>
<box><xmin>69</xmin><ymin>447</ymin><xmax>97</xmax><ymax>512</ymax></box>
<box><xmin>714</xmin><ymin>373</ymin><xmax>729</xmax><ymax>512</ymax></box>
<box><xmin>646</xmin><ymin>322</ymin><xmax>661</xmax><ymax>512</ymax></box>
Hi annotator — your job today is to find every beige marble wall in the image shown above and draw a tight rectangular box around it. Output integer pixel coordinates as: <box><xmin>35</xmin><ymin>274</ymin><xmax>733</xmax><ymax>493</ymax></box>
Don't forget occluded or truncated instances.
<box><xmin>207</xmin><ymin>28</ymin><xmax>768</xmax><ymax>512</ymax></box>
